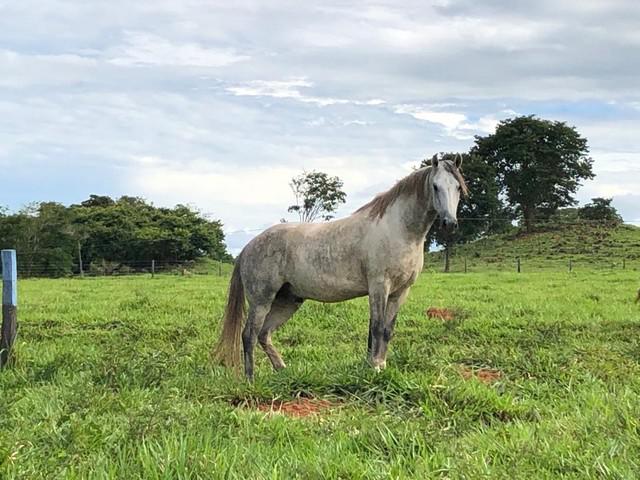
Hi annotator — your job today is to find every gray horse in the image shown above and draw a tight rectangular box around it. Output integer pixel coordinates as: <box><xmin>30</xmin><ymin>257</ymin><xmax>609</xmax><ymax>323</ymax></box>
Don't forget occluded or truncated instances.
<box><xmin>213</xmin><ymin>156</ymin><xmax>467</xmax><ymax>380</ymax></box>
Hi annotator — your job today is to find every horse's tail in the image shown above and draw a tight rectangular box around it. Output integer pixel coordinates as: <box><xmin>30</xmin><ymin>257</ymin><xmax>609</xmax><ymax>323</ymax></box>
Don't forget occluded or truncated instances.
<box><xmin>212</xmin><ymin>256</ymin><xmax>246</xmax><ymax>373</ymax></box>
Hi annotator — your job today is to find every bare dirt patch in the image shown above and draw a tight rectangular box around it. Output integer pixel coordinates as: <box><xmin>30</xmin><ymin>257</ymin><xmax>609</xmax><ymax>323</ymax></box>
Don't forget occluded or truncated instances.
<box><xmin>255</xmin><ymin>398</ymin><xmax>336</xmax><ymax>417</ymax></box>
<box><xmin>426</xmin><ymin>307</ymin><xmax>457</xmax><ymax>321</ymax></box>
<box><xmin>459</xmin><ymin>366</ymin><xmax>503</xmax><ymax>384</ymax></box>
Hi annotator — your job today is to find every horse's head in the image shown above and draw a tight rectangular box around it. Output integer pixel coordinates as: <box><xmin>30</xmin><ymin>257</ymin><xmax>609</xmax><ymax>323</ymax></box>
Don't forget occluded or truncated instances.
<box><xmin>428</xmin><ymin>154</ymin><xmax>467</xmax><ymax>233</ymax></box>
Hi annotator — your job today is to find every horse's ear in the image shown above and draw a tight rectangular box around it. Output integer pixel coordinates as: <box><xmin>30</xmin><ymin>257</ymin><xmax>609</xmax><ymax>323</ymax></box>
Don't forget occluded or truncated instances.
<box><xmin>455</xmin><ymin>153</ymin><xmax>463</xmax><ymax>169</ymax></box>
<box><xmin>431</xmin><ymin>154</ymin><xmax>439</xmax><ymax>168</ymax></box>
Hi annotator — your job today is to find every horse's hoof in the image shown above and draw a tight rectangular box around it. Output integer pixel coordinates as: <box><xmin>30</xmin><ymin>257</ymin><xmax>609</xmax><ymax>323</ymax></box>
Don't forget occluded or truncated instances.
<box><xmin>372</xmin><ymin>360</ymin><xmax>387</xmax><ymax>372</ymax></box>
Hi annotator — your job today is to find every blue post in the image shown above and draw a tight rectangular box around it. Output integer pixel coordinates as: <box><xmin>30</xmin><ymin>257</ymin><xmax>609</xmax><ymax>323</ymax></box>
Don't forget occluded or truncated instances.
<box><xmin>1</xmin><ymin>249</ymin><xmax>18</xmax><ymax>367</ymax></box>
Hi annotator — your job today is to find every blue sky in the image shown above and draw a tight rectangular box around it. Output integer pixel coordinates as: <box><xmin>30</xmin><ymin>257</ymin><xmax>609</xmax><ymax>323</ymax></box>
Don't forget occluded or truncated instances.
<box><xmin>1</xmin><ymin>0</ymin><xmax>639</xmax><ymax>253</ymax></box>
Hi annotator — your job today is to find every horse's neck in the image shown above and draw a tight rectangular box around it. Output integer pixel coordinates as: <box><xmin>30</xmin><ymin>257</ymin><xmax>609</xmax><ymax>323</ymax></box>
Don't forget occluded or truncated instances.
<box><xmin>381</xmin><ymin>195</ymin><xmax>438</xmax><ymax>243</ymax></box>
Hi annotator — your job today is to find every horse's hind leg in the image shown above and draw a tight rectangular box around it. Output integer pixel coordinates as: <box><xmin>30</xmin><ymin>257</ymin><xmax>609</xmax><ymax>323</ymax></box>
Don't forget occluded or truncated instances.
<box><xmin>259</xmin><ymin>293</ymin><xmax>303</xmax><ymax>370</ymax></box>
<box><xmin>242</xmin><ymin>302</ymin><xmax>272</xmax><ymax>381</ymax></box>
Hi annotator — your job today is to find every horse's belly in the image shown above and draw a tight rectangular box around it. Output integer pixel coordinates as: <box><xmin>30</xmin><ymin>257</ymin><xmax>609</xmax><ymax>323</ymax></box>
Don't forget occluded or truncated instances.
<box><xmin>289</xmin><ymin>275</ymin><xmax>368</xmax><ymax>303</ymax></box>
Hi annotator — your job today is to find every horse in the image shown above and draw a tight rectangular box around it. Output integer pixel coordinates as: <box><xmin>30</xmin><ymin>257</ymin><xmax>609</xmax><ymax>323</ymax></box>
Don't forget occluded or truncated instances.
<box><xmin>213</xmin><ymin>155</ymin><xmax>468</xmax><ymax>380</ymax></box>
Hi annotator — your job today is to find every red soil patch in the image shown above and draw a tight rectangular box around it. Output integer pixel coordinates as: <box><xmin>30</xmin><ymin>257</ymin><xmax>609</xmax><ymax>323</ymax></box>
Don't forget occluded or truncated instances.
<box><xmin>426</xmin><ymin>307</ymin><xmax>456</xmax><ymax>321</ymax></box>
<box><xmin>256</xmin><ymin>398</ymin><xmax>335</xmax><ymax>417</ymax></box>
<box><xmin>459</xmin><ymin>366</ymin><xmax>503</xmax><ymax>384</ymax></box>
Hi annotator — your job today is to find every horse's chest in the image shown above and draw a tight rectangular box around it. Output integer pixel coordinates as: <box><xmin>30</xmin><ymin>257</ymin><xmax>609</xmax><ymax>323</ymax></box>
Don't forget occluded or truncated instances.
<box><xmin>386</xmin><ymin>253</ymin><xmax>422</xmax><ymax>291</ymax></box>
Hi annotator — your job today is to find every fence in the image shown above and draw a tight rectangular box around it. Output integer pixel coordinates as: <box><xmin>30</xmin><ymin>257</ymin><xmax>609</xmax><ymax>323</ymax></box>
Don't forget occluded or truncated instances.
<box><xmin>1</xmin><ymin>258</ymin><xmax>235</xmax><ymax>279</ymax></box>
<box><xmin>426</xmin><ymin>251</ymin><xmax>639</xmax><ymax>274</ymax></box>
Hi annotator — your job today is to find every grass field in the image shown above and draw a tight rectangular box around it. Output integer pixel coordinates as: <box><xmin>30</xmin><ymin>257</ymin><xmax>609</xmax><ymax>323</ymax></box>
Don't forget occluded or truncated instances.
<box><xmin>1</xmin><ymin>270</ymin><xmax>640</xmax><ymax>479</ymax></box>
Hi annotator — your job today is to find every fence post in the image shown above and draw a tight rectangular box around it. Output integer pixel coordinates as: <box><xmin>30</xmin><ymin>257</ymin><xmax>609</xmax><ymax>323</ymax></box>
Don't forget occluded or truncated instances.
<box><xmin>77</xmin><ymin>241</ymin><xmax>84</xmax><ymax>277</ymax></box>
<box><xmin>443</xmin><ymin>246</ymin><xmax>451</xmax><ymax>273</ymax></box>
<box><xmin>1</xmin><ymin>250</ymin><xmax>18</xmax><ymax>368</ymax></box>
<box><xmin>517</xmin><ymin>257</ymin><xmax>521</xmax><ymax>273</ymax></box>
<box><xmin>464</xmin><ymin>257</ymin><xmax>467</xmax><ymax>274</ymax></box>
<box><xmin>218</xmin><ymin>260</ymin><xmax>222</xmax><ymax>276</ymax></box>
<box><xmin>622</xmin><ymin>258</ymin><xmax>626</xmax><ymax>270</ymax></box>
<box><xmin>151</xmin><ymin>260</ymin><xmax>155</xmax><ymax>278</ymax></box>
<box><xmin>569</xmin><ymin>259</ymin><xmax>572</xmax><ymax>273</ymax></box>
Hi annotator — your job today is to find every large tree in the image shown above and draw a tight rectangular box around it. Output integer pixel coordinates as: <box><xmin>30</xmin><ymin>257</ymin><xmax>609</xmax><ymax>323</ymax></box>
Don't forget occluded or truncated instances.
<box><xmin>422</xmin><ymin>153</ymin><xmax>512</xmax><ymax>271</ymax></box>
<box><xmin>288</xmin><ymin>171</ymin><xmax>347</xmax><ymax>222</ymax></box>
<box><xmin>472</xmin><ymin>115</ymin><xmax>594</xmax><ymax>231</ymax></box>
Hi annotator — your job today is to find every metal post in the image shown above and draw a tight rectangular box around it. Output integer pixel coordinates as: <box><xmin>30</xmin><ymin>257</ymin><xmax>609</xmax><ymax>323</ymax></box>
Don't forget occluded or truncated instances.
<box><xmin>151</xmin><ymin>260</ymin><xmax>155</xmax><ymax>278</ymax></box>
<box><xmin>1</xmin><ymin>250</ymin><xmax>18</xmax><ymax>368</ymax></box>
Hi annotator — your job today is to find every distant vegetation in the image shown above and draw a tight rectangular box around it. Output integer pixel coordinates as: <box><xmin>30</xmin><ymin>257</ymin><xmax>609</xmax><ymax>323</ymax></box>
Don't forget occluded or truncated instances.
<box><xmin>424</xmin><ymin>115</ymin><xmax>620</xmax><ymax>271</ymax></box>
<box><xmin>287</xmin><ymin>170</ymin><xmax>347</xmax><ymax>222</ymax></box>
<box><xmin>427</xmin><ymin>218</ymin><xmax>640</xmax><ymax>272</ymax></box>
<box><xmin>0</xmin><ymin>195</ymin><xmax>231</xmax><ymax>277</ymax></box>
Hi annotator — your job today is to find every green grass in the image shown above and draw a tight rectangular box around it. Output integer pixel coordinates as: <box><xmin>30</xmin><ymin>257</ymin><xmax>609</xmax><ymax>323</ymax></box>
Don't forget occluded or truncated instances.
<box><xmin>428</xmin><ymin>223</ymin><xmax>640</xmax><ymax>273</ymax></box>
<box><xmin>1</xmin><ymin>271</ymin><xmax>640</xmax><ymax>479</ymax></box>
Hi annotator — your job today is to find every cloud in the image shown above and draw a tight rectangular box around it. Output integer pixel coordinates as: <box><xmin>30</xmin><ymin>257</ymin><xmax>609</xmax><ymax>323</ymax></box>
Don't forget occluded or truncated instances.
<box><xmin>108</xmin><ymin>31</ymin><xmax>250</xmax><ymax>68</ymax></box>
<box><xmin>393</xmin><ymin>105</ymin><xmax>516</xmax><ymax>139</ymax></box>
<box><xmin>226</xmin><ymin>77</ymin><xmax>386</xmax><ymax>107</ymax></box>
<box><xmin>1</xmin><ymin>0</ymin><xmax>640</xmax><ymax>249</ymax></box>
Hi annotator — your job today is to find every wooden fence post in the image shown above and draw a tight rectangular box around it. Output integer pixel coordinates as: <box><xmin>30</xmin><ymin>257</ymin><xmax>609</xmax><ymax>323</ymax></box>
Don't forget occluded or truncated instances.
<box><xmin>151</xmin><ymin>260</ymin><xmax>156</xmax><ymax>278</ymax></box>
<box><xmin>77</xmin><ymin>241</ymin><xmax>84</xmax><ymax>277</ymax></box>
<box><xmin>517</xmin><ymin>257</ymin><xmax>521</xmax><ymax>273</ymax></box>
<box><xmin>569</xmin><ymin>259</ymin><xmax>573</xmax><ymax>273</ymax></box>
<box><xmin>1</xmin><ymin>250</ymin><xmax>18</xmax><ymax>368</ymax></box>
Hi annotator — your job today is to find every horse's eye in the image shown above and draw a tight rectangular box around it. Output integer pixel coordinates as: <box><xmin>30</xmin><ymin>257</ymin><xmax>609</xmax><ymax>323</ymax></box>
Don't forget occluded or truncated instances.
<box><xmin>433</xmin><ymin>185</ymin><xmax>439</xmax><ymax>192</ymax></box>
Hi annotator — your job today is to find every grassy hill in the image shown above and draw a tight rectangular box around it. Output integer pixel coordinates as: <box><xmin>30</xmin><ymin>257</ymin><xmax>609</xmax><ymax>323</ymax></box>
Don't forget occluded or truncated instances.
<box><xmin>427</xmin><ymin>223</ymin><xmax>640</xmax><ymax>273</ymax></box>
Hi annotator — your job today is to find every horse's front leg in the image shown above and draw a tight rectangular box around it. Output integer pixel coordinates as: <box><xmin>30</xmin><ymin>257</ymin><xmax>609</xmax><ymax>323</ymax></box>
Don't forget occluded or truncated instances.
<box><xmin>368</xmin><ymin>280</ymin><xmax>390</xmax><ymax>371</ymax></box>
<box><xmin>374</xmin><ymin>288</ymin><xmax>410</xmax><ymax>370</ymax></box>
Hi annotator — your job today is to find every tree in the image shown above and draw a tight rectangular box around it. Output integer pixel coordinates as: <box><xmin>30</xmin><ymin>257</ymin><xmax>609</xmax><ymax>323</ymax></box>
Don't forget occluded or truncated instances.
<box><xmin>472</xmin><ymin>115</ymin><xmax>594</xmax><ymax>232</ymax></box>
<box><xmin>80</xmin><ymin>195</ymin><xmax>115</xmax><ymax>208</ymax></box>
<box><xmin>288</xmin><ymin>171</ymin><xmax>347</xmax><ymax>222</ymax></box>
<box><xmin>0</xmin><ymin>196</ymin><xmax>232</xmax><ymax>277</ymax></box>
<box><xmin>422</xmin><ymin>153</ymin><xmax>512</xmax><ymax>272</ymax></box>
<box><xmin>578</xmin><ymin>197</ymin><xmax>622</xmax><ymax>225</ymax></box>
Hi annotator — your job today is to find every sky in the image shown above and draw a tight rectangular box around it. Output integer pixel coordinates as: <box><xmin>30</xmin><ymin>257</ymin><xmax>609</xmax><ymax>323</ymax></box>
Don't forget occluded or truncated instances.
<box><xmin>1</xmin><ymin>0</ymin><xmax>639</xmax><ymax>254</ymax></box>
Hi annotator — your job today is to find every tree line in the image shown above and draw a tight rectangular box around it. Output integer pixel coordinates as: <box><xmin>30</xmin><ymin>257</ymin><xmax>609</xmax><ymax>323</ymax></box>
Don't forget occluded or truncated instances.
<box><xmin>0</xmin><ymin>195</ymin><xmax>231</xmax><ymax>277</ymax></box>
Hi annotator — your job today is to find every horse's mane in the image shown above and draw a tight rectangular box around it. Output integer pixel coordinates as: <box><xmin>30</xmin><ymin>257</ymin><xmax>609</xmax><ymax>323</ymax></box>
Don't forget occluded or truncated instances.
<box><xmin>355</xmin><ymin>162</ymin><xmax>468</xmax><ymax>219</ymax></box>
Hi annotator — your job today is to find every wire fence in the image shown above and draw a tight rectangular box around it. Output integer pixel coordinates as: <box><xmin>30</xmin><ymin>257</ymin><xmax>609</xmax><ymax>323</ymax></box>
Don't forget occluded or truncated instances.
<box><xmin>1</xmin><ymin>258</ymin><xmax>235</xmax><ymax>279</ymax></box>
<box><xmin>4</xmin><ymin>252</ymin><xmax>639</xmax><ymax>279</ymax></box>
<box><xmin>426</xmin><ymin>251</ymin><xmax>639</xmax><ymax>273</ymax></box>
<box><xmin>1</xmin><ymin>220</ymin><xmax>639</xmax><ymax>278</ymax></box>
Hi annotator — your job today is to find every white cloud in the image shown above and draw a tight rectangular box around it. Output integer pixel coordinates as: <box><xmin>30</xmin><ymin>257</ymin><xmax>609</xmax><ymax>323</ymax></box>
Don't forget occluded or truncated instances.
<box><xmin>226</xmin><ymin>78</ymin><xmax>386</xmax><ymax>107</ymax></box>
<box><xmin>108</xmin><ymin>31</ymin><xmax>249</xmax><ymax>67</ymax></box>
<box><xmin>393</xmin><ymin>105</ymin><xmax>511</xmax><ymax>139</ymax></box>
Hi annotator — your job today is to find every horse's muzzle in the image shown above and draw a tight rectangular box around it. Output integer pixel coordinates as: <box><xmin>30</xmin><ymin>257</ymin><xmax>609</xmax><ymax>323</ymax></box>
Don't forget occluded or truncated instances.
<box><xmin>440</xmin><ymin>218</ymin><xmax>458</xmax><ymax>233</ymax></box>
